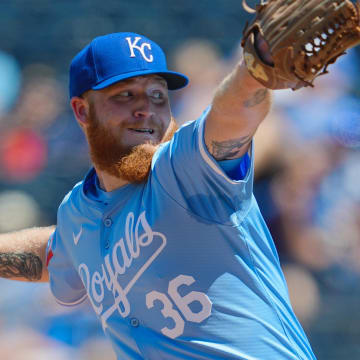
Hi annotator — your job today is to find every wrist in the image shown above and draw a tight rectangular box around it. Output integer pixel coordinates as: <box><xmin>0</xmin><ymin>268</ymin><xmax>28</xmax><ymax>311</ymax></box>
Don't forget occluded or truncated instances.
<box><xmin>237</xmin><ymin>60</ymin><xmax>269</xmax><ymax>91</ymax></box>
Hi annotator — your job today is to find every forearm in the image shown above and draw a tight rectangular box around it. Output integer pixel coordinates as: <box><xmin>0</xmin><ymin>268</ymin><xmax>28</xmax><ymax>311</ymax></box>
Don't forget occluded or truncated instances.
<box><xmin>0</xmin><ymin>226</ymin><xmax>55</xmax><ymax>282</ymax></box>
<box><xmin>212</xmin><ymin>60</ymin><xmax>271</xmax><ymax>124</ymax></box>
<box><xmin>205</xmin><ymin>58</ymin><xmax>272</xmax><ymax>160</ymax></box>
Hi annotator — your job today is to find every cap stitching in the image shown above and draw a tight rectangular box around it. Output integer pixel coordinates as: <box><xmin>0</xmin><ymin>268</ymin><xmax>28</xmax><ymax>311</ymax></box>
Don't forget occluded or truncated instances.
<box><xmin>90</xmin><ymin>40</ymin><xmax>99</xmax><ymax>82</ymax></box>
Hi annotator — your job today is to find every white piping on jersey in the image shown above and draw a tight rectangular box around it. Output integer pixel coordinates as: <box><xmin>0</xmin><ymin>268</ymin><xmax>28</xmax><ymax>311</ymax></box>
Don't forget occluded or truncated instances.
<box><xmin>54</xmin><ymin>292</ymin><xmax>88</xmax><ymax>307</ymax></box>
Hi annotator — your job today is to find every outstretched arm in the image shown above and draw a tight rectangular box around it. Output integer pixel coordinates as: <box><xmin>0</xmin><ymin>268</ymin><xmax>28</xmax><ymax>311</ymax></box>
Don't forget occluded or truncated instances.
<box><xmin>205</xmin><ymin>40</ymin><xmax>272</xmax><ymax>160</ymax></box>
<box><xmin>0</xmin><ymin>226</ymin><xmax>55</xmax><ymax>282</ymax></box>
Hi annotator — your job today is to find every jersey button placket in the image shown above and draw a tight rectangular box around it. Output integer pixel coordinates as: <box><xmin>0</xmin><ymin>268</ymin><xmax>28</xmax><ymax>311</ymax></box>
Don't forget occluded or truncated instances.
<box><xmin>130</xmin><ymin>318</ymin><xmax>140</xmax><ymax>328</ymax></box>
<box><xmin>104</xmin><ymin>218</ymin><xmax>112</xmax><ymax>227</ymax></box>
<box><xmin>103</xmin><ymin>217</ymin><xmax>112</xmax><ymax>249</ymax></box>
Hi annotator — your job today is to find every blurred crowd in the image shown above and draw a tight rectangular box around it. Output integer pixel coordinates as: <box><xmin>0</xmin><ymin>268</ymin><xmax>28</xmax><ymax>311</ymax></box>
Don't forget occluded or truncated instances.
<box><xmin>1</xmin><ymin>4</ymin><xmax>360</xmax><ymax>359</ymax></box>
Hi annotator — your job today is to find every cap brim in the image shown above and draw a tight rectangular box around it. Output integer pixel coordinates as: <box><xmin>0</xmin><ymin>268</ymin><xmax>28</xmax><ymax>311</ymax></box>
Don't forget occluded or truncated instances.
<box><xmin>92</xmin><ymin>70</ymin><xmax>189</xmax><ymax>91</ymax></box>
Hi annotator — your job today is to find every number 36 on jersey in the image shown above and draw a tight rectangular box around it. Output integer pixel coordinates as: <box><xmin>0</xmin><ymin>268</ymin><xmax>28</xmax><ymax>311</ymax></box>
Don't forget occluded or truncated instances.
<box><xmin>146</xmin><ymin>274</ymin><xmax>212</xmax><ymax>339</ymax></box>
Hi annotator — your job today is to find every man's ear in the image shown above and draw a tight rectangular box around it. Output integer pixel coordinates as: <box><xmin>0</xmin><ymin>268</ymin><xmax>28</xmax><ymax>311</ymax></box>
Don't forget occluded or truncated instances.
<box><xmin>70</xmin><ymin>96</ymin><xmax>90</xmax><ymax>129</ymax></box>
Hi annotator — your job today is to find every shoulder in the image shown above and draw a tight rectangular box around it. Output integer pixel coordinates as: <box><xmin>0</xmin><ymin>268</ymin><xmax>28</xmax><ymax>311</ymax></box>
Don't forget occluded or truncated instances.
<box><xmin>58</xmin><ymin>181</ymin><xmax>82</xmax><ymax>211</ymax></box>
<box><xmin>151</xmin><ymin>117</ymin><xmax>204</xmax><ymax>167</ymax></box>
<box><xmin>58</xmin><ymin>169</ymin><xmax>94</xmax><ymax>217</ymax></box>
<box><xmin>150</xmin><ymin>120</ymin><xmax>193</xmax><ymax>170</ymax></box>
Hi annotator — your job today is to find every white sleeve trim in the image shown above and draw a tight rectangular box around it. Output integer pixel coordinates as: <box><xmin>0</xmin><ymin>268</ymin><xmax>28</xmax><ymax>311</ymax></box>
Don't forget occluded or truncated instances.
<box><xmin>198</xmin><ymin>113</ymin><xmax>250</xmax><ymax>185</ymax></box>
<box><xmin>53</xmin><ymin>292</ymin><xmax>88</xmax><ymax>307</ymax></box>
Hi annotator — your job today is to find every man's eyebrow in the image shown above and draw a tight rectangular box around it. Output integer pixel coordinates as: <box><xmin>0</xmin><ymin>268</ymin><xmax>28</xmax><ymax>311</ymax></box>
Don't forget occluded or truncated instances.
<box><xmin>152</xmin><ymin>76</ymin><xmax>168</xmax><ymax>87</ymax></box>
<box><xmin>120</xmin><ymin>75</ymin><xmax>168</xmax><ymax>87</ymax></box>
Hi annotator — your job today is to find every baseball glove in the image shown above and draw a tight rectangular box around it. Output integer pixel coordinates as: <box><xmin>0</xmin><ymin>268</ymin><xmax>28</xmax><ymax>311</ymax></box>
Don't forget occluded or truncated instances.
<box><xmin>241</xmin><ymin>0</ymin><xmax>360</xmax><ymax>90</ymax></box>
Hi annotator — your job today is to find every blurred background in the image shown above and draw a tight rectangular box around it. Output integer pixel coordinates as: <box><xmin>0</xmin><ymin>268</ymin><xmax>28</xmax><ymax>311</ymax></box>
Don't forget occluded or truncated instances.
<box><xmin>0</xmin><ymin>0</ymin><xmax>360</xmax><ymax>359</ymax></box>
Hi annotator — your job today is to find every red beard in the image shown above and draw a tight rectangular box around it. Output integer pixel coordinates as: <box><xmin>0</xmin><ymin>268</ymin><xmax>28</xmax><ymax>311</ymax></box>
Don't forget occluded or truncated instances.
<box><xmin>85</xmin><ymin>104</ymin><xmax>178</xmax><ymax>183</ymax></box>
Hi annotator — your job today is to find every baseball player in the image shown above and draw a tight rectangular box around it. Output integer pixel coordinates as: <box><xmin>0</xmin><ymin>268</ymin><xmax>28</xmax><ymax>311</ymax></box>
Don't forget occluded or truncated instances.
<box><xmin>0</xmin><ymin>31</ymin><xmax>317</xmax><ymax>359</ymax></box>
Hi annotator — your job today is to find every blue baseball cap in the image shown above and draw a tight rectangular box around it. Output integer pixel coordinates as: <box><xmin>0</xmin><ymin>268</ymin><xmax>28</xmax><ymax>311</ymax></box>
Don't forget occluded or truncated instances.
<box><xmin>69</xmin><ymin>32</ymin><xmax>189</xmax><ymax>98</ymax></box>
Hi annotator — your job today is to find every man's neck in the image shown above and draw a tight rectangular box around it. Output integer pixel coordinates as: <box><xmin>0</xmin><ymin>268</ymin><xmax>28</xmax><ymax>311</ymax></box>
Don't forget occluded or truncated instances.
<box><xmin>95</xmin><ymin>167</ymin><xmax>130</xmax><ymax>192</ymax></box>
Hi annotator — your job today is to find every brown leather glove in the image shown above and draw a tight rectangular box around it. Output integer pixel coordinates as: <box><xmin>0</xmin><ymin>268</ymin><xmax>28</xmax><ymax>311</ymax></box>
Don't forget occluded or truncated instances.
<box><xmin>241</xmin><ymin>0</ymin><xmax>360</xmax><ymax>90</ymax></box>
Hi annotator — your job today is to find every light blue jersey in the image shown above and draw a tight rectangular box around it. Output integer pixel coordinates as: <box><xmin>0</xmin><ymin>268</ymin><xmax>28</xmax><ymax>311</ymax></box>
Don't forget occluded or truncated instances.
<box><xmin>47</xmin><ymin>109</ymin><xmax>316</xmax><ymax>360</ymax></box>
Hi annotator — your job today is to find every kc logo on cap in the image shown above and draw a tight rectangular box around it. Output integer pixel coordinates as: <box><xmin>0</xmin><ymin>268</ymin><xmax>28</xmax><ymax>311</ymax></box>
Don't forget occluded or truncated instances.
<box><xmin>126</xmin><ymin>37</ymin><xmax>154</xmax><ymax>63</ymax></box>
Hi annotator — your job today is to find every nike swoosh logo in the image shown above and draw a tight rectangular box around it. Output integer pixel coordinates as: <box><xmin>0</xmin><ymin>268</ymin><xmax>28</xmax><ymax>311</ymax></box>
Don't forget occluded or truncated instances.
<box><xmin>73</xmin><ymin>227</ymin><xmax>83</xmax><ymax>246</ymax></box>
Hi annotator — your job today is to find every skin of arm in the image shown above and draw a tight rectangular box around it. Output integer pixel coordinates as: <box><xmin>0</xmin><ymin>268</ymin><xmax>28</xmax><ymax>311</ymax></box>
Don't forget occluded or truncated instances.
<box><xmin>0</xmin><ymin>226</ymin><xmax>55</xmax><ymax>282</ymax></box>
<box><xmin>205</xmin><ymin>56</ymin><xmax>272</xmax><ymax>161</ymax></box>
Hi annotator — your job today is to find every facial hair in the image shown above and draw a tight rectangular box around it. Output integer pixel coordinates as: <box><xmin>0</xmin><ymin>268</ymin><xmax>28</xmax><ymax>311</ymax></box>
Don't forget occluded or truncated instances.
<box><xmin>85</xmin><ymin>103</ymin><xmax>178</xmax><ymax>183</ymax></box>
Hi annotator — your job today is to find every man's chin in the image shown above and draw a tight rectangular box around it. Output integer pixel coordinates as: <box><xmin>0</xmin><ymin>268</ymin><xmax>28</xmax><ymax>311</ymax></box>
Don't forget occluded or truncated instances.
<box><xmin>112</xmin><ymin>143</ymin><xmax>158</xmax><ymax>183</ymax></box>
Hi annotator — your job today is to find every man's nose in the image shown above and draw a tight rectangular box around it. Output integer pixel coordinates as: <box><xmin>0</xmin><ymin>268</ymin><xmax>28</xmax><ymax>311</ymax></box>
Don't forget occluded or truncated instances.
<box><xmin>133</xmin><ymin>96</ymin><xmax>154</xmax><ymax>118</ymax></box>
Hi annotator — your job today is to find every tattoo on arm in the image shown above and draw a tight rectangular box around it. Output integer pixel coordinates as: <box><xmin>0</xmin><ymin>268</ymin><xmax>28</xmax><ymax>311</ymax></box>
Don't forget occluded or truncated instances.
<box><xmin>0</xmin><ymin>252</ymin><xmax>43</xmax><ymax>281</ymax></box>
<box><xmin>211</xmin><ymin>135</ymin><xmax>252</xmax><ymax>160</ymax></box>
<box><xmin>244</xmin><ymin>89</ymin><xmax>268</xmax><ymax>108</ymax></box>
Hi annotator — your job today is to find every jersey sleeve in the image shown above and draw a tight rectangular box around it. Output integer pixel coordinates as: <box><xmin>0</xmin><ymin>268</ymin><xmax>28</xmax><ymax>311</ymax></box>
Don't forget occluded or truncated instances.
<box><xmin>151</xmin><ymin>107</ymin><xmax>255</xmax><ymax>225</ymax></box>
<box><xmin>46</xmin><ymin>228</ymin><xmax>87</xmax><ymax>306</ymax></box>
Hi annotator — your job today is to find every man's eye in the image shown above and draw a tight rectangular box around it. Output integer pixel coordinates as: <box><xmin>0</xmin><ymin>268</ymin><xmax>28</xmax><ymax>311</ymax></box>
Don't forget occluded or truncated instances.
<box><xmin>152</xmin><ymin>91</ymin><xmax>164</xmax><ymax>100</ymax></box>
<box><xmin>116</xmin><ymin>91</ymin><xmax>132</xmax><ymax>99</ymax></box>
